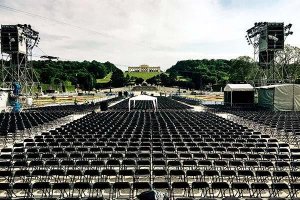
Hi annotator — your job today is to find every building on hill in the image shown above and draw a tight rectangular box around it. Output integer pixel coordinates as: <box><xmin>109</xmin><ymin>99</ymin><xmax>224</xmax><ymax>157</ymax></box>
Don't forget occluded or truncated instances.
<box><xmin>128</xmin><ymin>64</ymin><xmax>160</xmax><ymax>73</ymax></box>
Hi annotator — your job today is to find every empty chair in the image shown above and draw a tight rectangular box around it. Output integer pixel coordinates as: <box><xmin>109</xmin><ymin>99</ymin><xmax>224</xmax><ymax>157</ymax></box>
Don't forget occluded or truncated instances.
<box><xmin>255</xmin><ymin>170</ymin><xmax>272</xmax><ymax>182</ymax></box>
<box><xmin>210</xmin><ymin>182</ymin><xmax>231</xmax><ymax>198</ymax></box>
<box><xmin>32</xmin><ymin>182</ymin><xmax>51</xmax><ymax>198</ymax></box>
<box><xmin>270</xmin><ymin>183</ymin><xmax>290</xmax><ymax>198</ymax></box>
<box><xmin>218</xmin><ymin>171</ymin><xmax>234</xmax><ymax>184</ymax></box>
<box><xmin>101</xmin><ymin>169</ymin><xmax>117</xmax><ymax>182</ymax></box>
<box><xmin>106</xmin><ymin>159</ymin><xmax>120</xmax><ymax>169</ymax></box>
<box><xmin>132</xmin><ymin>182</ymin><xmax>151</xmax><ymax>196</ymax></box>
<box><xmin>31</xmin><ymin>170</ymin><xmax>49</xmax><ymax>182</ymax></box>
<box><xmin>191</xmin><ymin>182</ymin><xmax>209</xmax><ymax>198</ymax></box>
<box><xmin>0</xmin><ymin>170</ymin><xmax>13</xmax><ymax>182</ymax></box>
<box><xmin>170</xmin><ymin>170</ymin><xmax>186</xmax><ymax>182</ymax></box>
<box><xmin>291</xmin><ymin>183</ymin><xmax>300</xmax><ymax>198</ymax></box>
<box><xmin>12</xmin><ymin>183</ymin><xmax>32</xmax><ymax>198</ymax></box>
<box><xmin>183</xmin><ymin>160</ymin><xmax>197</xmax><ymax>170</ymax></box>
<box><xmin>0</xmin><ymin>182</ymin><xmax>12</xmax><ymax>198</ymax></box>
<box><xmin>118</xmin><ymin>169</ymin><xmax>135</xmax><ymax>183</ymax></box>
<box><xmin>49</xmin><ymin>169</ymin><xmax>65</xmax><ymax>182</ymax></box>
<box><xmin>231</xmin><ymin>182</ymin><xmax>250</xmax><ymax>198</ymax></box>
<box><xmin>66</xmin><ymin>170</ymin><xmax>83</xmax><ymax>183</ymax></box>
<box><xmin>135</xmin><ymin>169</ymin><xmax>151</xmax><ymax>182</ymax></box>
<box><xmin>168</xmin><ymin>161</ymin><xmax>182</xmax><ymax>170</ymax></box>
<box><xmin>72</xmin><ymin>182</ymin><xmax>92</xmax><ymax>198</ymax></box>
<box><xmin>290</xmin><ymin>171</ymin><xmax>300</xmax><ymax>183</ymax></box>
<box><xmin>153</xmin><ymin>169</ymin><xmax>168</xmax><ymax>182</ymax></box>
<box><xmin>203</xmin><ymin>170</ymin><xmax>219</xmax><ymax>183</ymax></box>
<box><xmin>52</xmin><ymin>182</ymin><xmax>71</xmax><ymax>198</ymax></box>
<box><xmin>92</xmin><ymin>182</ymin><xmax>111</xmax><ymax>199</ymax></box>
<box><xmin>186</xmin><ymin>170</ymin><xmax>202</xmax><ymax>183</ymax></box>
<box><xmin>272</xmin><ymin>171</ymin><xmax>289</xmax><ymax>183</ymax></box>
<box><xmin>153</xmin><ymin>181</ymin><xmax>171</xmax><ymax>197</ymax></box>
<box><xmin>251</xmin><ymin>183</ymin><xmax>270</xmax><ymax>198</ymax></box>
<box><xmin>13</xmin><ymin>170</ymin><xmax>30</xmax><ymax>182</ymax></box>
<box><xmin>171</xmin><ymin>182</ymin><xmax>190</xmax><ymax>199</ymax></box>
<box><xmin>112</xmin><ymin>182</ymin><xmax>131</xmax><ymax>199</ymax></box>
<box><xmin>198</xmin><ymin>160</ymin><xmax>212</xmax><ymax>170</ymax></box>
<box><xmin>237</xmin><ymin>170</ymin><xmax>254</xmax><ymax>183</ymax></box>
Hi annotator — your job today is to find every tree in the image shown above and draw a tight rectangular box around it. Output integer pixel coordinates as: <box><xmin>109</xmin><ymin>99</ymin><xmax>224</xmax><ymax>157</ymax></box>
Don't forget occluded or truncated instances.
<box><xmin>111</xmin><ymin>68</ymin><xmax>125</xmax><ymax>87</ymax></box>
<box><xmin>146</xmin><ymin>75</ymin><xmax>159</xmax><ymax>85</ymax></box>
<box><xmin>276</xmin><ymin>44</ymin><xmax>300</xmax><ymax>80</ymax></box>
<box><xmin>76</xmin><ymin>72</ymin><xmax>95</xmax><ymax>90</ymax></box>
<box><xmin>160</xmin><ymin>73</ymin><xmax>171</xmax><ymax>86</ymax></box>
<box><xmin>169</xmin><ymin>70</ymin><xmax>178</xmax><ymax>82</ymax></box>
<box><xmin>104</xmin><ymin>61</ymin><xmax>117</xmax><ymax>72</ymax></box>
<box><xmin>124</xmin><ymin>74</ymin><xmax>132</xmax><ymax>85</ymax></box>
<box><xmin>135</xmin><ymin>77</ymin><xmax>144</xmax><ymax>85</ymax></box>
<box><xmin>229</xmin><ymin>56</ymin><xmax>253</xmax><ymax>82</ymax></box>
<box><xmin>87</xmin><ymin>61</ymin><xmax>107</xmax><ymax>79</ymax></box>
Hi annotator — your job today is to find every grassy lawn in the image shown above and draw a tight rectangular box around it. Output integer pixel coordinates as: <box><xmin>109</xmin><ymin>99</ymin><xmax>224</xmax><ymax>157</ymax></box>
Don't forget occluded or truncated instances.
<box><xmin>125</xmin><ymin>72</ymin><xmax>160</xmax><ymax>80</ymax></box>
<box><xmin>96</xmin><ymin>72</ymin><xmax>112</xmax><ymax>83</ymax></box>
<box><xmin>177</xmin><ymin>75</ymin><xmax>191</xmax><ymax>82</ymax></box>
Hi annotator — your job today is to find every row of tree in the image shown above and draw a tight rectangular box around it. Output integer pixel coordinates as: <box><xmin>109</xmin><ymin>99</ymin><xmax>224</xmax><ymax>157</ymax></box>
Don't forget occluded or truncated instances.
<box><xmin>146</xmin><ymin>56</ymin><xmax>253</xmax><ymax>90</ymax></box>
<box><xmin>30</xmin><ymin>60</ymin><xmax>119</xmax><ymax>90</ymax></box>
<box><xmin>2</xmin><ymin>44</ymin><xmax>299</xmax><ymax>91</ymax></box>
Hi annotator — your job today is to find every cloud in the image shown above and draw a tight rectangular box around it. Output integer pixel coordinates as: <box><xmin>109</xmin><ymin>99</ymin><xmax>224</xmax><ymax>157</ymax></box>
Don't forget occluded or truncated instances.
<box><xmin>0</xmin><ymin>0</ymin><xmax>299</xmax><ymax>70</ymax></box>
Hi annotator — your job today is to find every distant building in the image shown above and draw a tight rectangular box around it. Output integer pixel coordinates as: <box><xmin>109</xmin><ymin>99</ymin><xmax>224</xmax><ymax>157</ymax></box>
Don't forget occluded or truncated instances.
<box><xmin>128</xmin><ymin>64</ymin><xmax>160</xmax><ymax>73</ymax></box>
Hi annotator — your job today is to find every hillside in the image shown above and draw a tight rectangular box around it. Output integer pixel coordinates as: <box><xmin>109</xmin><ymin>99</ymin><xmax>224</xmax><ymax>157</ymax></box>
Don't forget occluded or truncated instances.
<box><xmin>96</xmin><ymin>72</ymin><xmax>112</xmax><ymax>83</ymax></box>
<box><xmin>27</xmin><ymin>60</ymin><xmax>119</xmax><ymax>91</ymax></box>
<box><xmin>124</xmin><ymin>71</ymin><xmax>160</xmax><ymax>80</ymax></box>
<box><xmin>166</xmin><ymin>58</ymin><xmax>253</xmax><ymax>88</ymax></box>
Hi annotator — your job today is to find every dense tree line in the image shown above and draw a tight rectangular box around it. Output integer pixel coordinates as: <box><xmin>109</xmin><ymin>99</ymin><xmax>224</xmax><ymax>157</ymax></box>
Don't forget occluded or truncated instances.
<box><xmin>30</xmin><ymin>60</ymin><xmax>118</xmax><ymax>90</ymax></box>
<box><xmin>146</xmin><ymin>57</ymin><xmax>254</xmax><ymax>90</ymax></box>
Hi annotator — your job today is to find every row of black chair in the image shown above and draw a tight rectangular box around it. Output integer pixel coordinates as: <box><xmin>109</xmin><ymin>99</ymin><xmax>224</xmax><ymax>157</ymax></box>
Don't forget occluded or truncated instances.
<box><xmin>0</xmin><ymin>181</ymin><xmax>300</xmax><ymax>199</ymax></box>
<box><xmin>109</xmin><ymin>96</ymin><xmax>192</xmax><ymax>110</ymax></box>
<box><xmin>27</xmin><ymin>96</ymin><xmax>123</xmax><ymax>114</ymax></box>
<box><xmin>0</xmin><ymin>112</ymin><xmax>70</xmax><ymax>136</ymax></box>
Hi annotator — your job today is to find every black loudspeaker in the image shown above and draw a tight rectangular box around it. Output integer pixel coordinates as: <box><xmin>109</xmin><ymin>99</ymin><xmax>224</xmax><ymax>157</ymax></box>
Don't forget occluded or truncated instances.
<box><xmin>267</xmin><ymin>23</ymin><xmax>284</xmax><ymax>50</ymax></box>
<box><xmin>100</xmin><ymin>101</ymin><xmax>108</xmax><ymax>111</ymax></box>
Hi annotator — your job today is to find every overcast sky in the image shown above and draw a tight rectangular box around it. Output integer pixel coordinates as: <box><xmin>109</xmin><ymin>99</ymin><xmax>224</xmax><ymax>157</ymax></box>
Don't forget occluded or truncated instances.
<box><xmin>0</xmin><ymin>0</ymin><xmax>299</xmax><ymax>70</ymax></box>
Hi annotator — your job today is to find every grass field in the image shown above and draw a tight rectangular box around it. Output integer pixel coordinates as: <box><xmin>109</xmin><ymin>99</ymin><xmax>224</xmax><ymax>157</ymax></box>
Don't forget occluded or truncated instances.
<box><xmin>177</xmin><ymin>75</ymin><xmax>191</xmax><ymax>82</ymax></box>
<box><xmin>96</xmin><ymin>71</ymin><xmax>160</xmax><ymax>83</ymax></box>
<box><xmin>125</xmin><ymin>72</ymin><xmax>160</xmax><ymax>80</ymax></box>
<box><xmin>96</xmin><ymin>72</ymin><xmax>112</xmax><ymax>83</ymax></box>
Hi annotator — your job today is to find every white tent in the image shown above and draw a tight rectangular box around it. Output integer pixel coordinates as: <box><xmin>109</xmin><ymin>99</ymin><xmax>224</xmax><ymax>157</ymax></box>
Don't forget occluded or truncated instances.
<box><xmin>128</xmin><ymin>95</ymin><xmax>158</xmax><ymax>111</ymax></box>
<box><xmin>224</xmin><ymin>84</ymin><xmax>254</xmax><ymax>92</ymax></box>
<box><xmin>224</xmin><ymin>84</ymin><xmax>255</xmax><ymax>106</ymax></box>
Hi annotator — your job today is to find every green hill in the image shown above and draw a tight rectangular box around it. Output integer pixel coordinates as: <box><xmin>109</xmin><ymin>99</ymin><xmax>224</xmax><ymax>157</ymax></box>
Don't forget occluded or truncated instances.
<box><xmin>125</xmin><ymin>72</ymin><xmax>160</xmax><ymax>80</ymax></box>
<box><xmin>96</xmin><ymin>72</ymin><xmax>112</xmax><ymax>83</ymax></box>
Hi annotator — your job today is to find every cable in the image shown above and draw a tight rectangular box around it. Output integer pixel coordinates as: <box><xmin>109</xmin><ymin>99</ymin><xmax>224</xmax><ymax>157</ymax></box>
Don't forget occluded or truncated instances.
<box><xmin>36</xmin><ymin>46</ymin><xmax>47</xmax><ymax>55</ymax></box>
<box><xmin>0</xmin><ymin>4</ymin><xmax>112</xmax><ymax>38</ymax></box>
<box><xmin>0</xmin><ymin>3</ymin><xmax>156</xmax><ymax>49</ymax></box>
<box><xmin>0</xmin><ymin>4</ymin><xmax>153</xmax><ymax>67</ymax></box>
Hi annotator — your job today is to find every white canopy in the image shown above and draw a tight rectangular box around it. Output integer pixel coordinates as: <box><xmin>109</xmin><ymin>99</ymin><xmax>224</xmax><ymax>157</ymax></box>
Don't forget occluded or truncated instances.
<box><xmin>128</xmin><ymin>95</ymin><xmax>158</xmax><ymax>111</ymax></box>
<box><xmin>224</xmin><ymin>84</ymin><xmax>254</xmax><ymax>92</ymax></box>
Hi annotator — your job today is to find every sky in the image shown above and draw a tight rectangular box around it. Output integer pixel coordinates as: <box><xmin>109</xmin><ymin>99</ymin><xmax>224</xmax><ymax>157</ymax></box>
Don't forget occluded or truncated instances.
<box><xmin>0</xmin><ymin>0</ymin><xmax>299</xmax><ymax>71</ymax></box>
